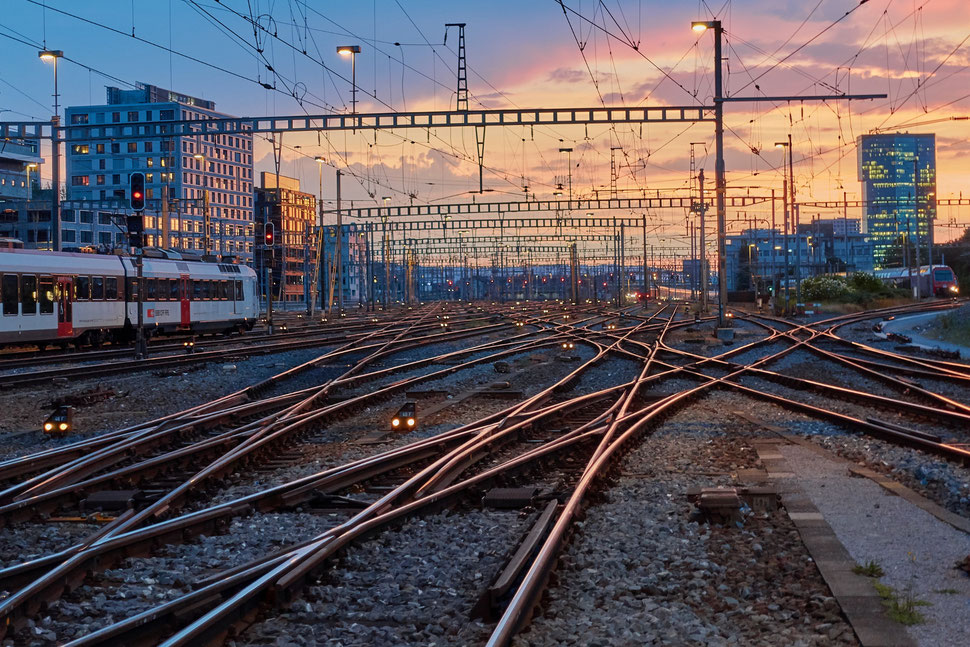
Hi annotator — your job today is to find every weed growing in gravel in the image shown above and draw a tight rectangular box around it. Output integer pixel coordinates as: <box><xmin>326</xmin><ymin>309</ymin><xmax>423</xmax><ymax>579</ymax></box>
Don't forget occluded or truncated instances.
<box><xmin>933</xmin><ymin>588</ymin><xmax>959</xmax><ymax>595</ymax></box>
<box><xmin>852</xmin><ymin>560</ymin><xmax>885</xmax><ymax>577</ymax></box>
<box><xmin>873</xmin><ymin>581</ymin><xmax>931</xmax><ymax>625</ymax></box>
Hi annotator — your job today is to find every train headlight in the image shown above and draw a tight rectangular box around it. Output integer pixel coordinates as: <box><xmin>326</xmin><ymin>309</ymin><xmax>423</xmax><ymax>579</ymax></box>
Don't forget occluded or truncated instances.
<box><xmin>43</xmin><ymin>422</ymin><xmax>53</xmax><ymax>432</ymax></box>
<box><xmin>392</xmin><ymin>418</ymin><xmax>401</xmax><ymax>427</ymax></box>
<box><xmin>58</xmin><ymin>423</ymin><xmax>68</xmax><ymax>431</ymax></box>
<box><xmin>950</xmin><ymin>285</ymin><xmax>959</xmax><ymax>292</ymax></box>
<box><xmin>407</xmin><ymin>418</ymin><xmax>416</xmax><ymax>427</ymax></box>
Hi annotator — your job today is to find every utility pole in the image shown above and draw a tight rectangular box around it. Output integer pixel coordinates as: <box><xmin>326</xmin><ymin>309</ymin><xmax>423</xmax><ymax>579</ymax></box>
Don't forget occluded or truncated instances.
<box><xmin>310</xmin><ymin>157</ymin><xmax>325</xmax><ymax>317</ymax></box>
<box><xmin>770</xmin><ymin>188</ymin><xmax>776</xmax><ymax>309</ymax></box>
<box><xmin>782</xmin><ymin>179</ymin><xmax>789</xmax><ymax>313</ymax></box>
<box><xmin>336</xmin><ymin>170</ymin><xmax>344</xmax><ymax>314</ymax></box>
<box><xmin>697</xmin><ymin>169</ymin><xmax>708</xmax><ymax>313</ymax></box>
<box><xmin>641</xmin><ymin>213</ymin><xmax>648</xmax><ymax>302</ymax></box>
<box><xmin>691</xmin><ymin>19</ymin><xmax>883</xmax><ymax>325</ymax></box>
<box><xmin>842</xmin><ymin>191</ymin><xmax>850</xmax><ymax>273</ymax></box>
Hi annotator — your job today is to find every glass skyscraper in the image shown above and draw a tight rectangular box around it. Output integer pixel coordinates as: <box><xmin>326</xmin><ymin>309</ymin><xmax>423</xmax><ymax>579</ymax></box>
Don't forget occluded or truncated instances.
<box><xmin>857</xmin><ymin>133</ymin><xmax>936</xmax><ymax>268</ymax></box>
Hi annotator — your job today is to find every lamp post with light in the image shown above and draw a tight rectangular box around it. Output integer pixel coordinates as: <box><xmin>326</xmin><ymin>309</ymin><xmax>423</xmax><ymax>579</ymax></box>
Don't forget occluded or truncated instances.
<box><xmin>336</xmin><ymin>45</ymin><xmax>361</xmax><ymax>115</ymax></box>
<box><xmin>39</xmin><ymin>49</ymin><xmax>63</xmax><ymax>251</ymax></box>
<box><xmin>774</xmin><ymin>135</ymin><xmax>796</xmax><ymax>308</ymax></box>
<box><xmin>689</xmin><ymin>21</ymin><xmax>728</xmax><ymax>326</ymax></box>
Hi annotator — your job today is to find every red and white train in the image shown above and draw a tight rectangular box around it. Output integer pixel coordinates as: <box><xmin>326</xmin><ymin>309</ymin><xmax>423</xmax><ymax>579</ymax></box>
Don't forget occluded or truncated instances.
<box><xmin>0</xmin><ymin>249</ymin><xmax>258</xmax><ymax>348</ymax></box>
<box><xmin>873</xmin><ymin>265</ymin><xmax>959</xmax><ymax>298</ymax></box>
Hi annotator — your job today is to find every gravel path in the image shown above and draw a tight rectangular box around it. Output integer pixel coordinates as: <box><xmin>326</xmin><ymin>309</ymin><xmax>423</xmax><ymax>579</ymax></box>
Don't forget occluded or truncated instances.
<box><xmin>516</xmin><ymin>397</ymin><xmax>856</xmax><ymax>647</ymax></box>
<box><xmin>780</xmin><ymin>443</ymin><xmax>970</xmax><ymax>647</ymax></box>
<box><xmin>238</xmin><ymin>509</ymin><xmax>528</xmax><ymax>647</ymax></box>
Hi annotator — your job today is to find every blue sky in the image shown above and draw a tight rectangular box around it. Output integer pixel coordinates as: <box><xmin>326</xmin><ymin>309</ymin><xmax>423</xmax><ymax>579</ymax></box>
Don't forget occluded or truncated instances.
<box><xmin>2</xmin><ymin>1</ymin><xmax>968</xmax><ymax>244</ymax></box>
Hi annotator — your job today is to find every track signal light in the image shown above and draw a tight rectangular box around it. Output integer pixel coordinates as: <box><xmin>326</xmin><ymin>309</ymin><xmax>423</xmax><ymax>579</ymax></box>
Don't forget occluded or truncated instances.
<box><xmin>43</xmin><ymin>406</ymin><xmax>74</xmax><ymax>435</ymax></box>
<box><xmin>264</xmin><ymin>222</ymin><xmax>275</xmax><ymax>247</ymax></box>
<box><xmin>129</xmin><ymin>172</ymin><xmax>146</xmax><ymax>211</ymax></box>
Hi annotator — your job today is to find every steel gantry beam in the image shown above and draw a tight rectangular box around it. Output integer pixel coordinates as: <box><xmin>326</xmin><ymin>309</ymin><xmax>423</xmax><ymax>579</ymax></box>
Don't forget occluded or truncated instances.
<box><xmin>799</xmin><ymin>198</ymin><xmax>970</xmax><ymax>208</ymax></box>
<box><xmin>383</xmin><ymin>234</ymin><xmax>618</xmax><ymax>246</ymax></box>
<box><xmin>324</xmin><ymin>195</ymin><xmax>769</xmax><ymax>219</ymax></box>
<box><xmin>0</xmin><ymin>105</ymin><xmax>713</xmax><ymax>142</ymax></box>
<box><xmin>328</xmin><ymin>216</ymin><xmax>674</xmax><ymax>233</ymax></box>
<box><xmin>394</xmin><ymin>244</ymin><xmax>577</xmax><ymax>255</ymax></box>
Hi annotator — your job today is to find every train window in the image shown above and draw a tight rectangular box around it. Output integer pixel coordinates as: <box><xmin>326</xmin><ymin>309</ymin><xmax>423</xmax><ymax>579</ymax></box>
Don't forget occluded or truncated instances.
<box><xmin>146</xmin><ymin>279</ymin><xmax>156</xmax><ymax>300</ymax></box>
<box><xmin>219</xmin><ymin>281</ymin><xmax>229</xmax><ymax>300</ymax></box>
<box><xmin>76</xmin><ymin>276</ymin><xmax>90</xmax><ymax>300</ymax></box>
<box><xmin>234</xmin><ymin>280</ymin><xmax>243</xmax><ymax>301</ymax></box>
<box><xmin>170</xmin><ymin>280</ymin><xmax>179</xmax><ymax>300</ymax></box>
<box><xmin>2</xmin><ymin>275</ymin><xmax>18</xmax><ymax>315</ymax></box>
<box><xmin>204</xmin><ymin>281</ymin><xmax>212</xmax><ymax>300</ymax></box>
<box><xmin>20</xmin><ymin>275</ymin><xmax>36</xmax><ymax>314</ymax></box>
<box><xmin>92</xmin><ymin>277</ymin><xmax>104</xmax><ymax>300</ymax></box>
<box><xmin>193</xmin><ymin>280</ymin><xmax>202</xmax><ymax>300</ymax></box>
<box><xmin>105</xmin><ymin>277</ymin><xmax>119</xmax><ymax>300</ymax></box>
<box><xmin>39</xmin><ymin>277</ymin><xmax>54</xmax><ymax>314</ymax></box>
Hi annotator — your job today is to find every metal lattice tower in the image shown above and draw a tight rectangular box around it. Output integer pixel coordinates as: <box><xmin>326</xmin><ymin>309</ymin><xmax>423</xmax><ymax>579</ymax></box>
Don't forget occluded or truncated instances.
<box><xmin>610</xmin><ymin>147</ymin><xmax>621</xmax><ymax>198</ymax></box>
<box><xmin>445</xmin><ymin>23</ymin><xmax>468</xmax><ymax>111</ymax></box>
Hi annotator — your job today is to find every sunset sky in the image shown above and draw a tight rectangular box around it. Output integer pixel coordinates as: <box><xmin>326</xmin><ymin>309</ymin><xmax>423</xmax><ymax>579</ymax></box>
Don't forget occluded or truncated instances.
<box><xmin>2</xmin><ymin>0</ymin><xmax>968</xmax><ymax>257</ymax></box>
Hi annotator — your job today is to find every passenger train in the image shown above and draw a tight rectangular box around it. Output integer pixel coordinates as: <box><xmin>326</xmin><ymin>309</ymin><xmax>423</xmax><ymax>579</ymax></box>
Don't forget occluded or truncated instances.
<box><xmin>873</xmin><ymin>265</ymin><xmax>959</xmax><ymax>297</ymax></box>
<box><xmin>0</xmin><ymin>248</ymin><xmax>258</xmax><ymax>348</ymax></box>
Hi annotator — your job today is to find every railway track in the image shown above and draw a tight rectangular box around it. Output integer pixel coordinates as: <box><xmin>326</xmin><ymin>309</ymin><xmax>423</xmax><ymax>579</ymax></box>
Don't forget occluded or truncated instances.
<box><xmin>0</xmin><ymin>300</ymin><xmax>967</xmax><ymax>645</ymax></box>
<box><xmin>0</xmin><ymin>306</ymin><xmax>513</xmax><ymax>388</ymax></box>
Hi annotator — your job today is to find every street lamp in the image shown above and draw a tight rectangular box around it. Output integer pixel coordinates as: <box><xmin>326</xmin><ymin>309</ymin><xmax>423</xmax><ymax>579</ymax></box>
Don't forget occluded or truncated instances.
<box><xmin>690</xmin><ymin>19</ymin><xmax>728</xmax><ymax>328</ymax></box>
<box><xmin>336</xmin><ymin>45</ymin><xmax>361</xmax><ymax>114</ymax></box>
<box><xmin>39</xmin><ymin>49</ymin><xmax>64</xmax><ymax>252</ymax></box>
<box><xmin>775</xmin><ymin>136</ymin><xmax>797</xmax><ymax>307</ymax></box>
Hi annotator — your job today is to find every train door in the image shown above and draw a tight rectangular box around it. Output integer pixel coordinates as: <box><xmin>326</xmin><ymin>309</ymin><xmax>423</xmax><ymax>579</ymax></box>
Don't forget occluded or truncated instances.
<box><xmin>56</xmin><ymin>276</ymin><xmax>73</xmax><ymax>338</ymax></box>
<box><xmin>179</xmin><ymin>274</ymin><xmax>191</xmax><ymax>327</ymax></box>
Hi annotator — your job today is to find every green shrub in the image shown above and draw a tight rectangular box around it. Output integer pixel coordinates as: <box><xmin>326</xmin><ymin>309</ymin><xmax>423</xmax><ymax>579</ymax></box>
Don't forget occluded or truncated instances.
<box><xmin>801</xmin><ymin>275</ymin><xmax>849</xmax><ymax>300</ymax></box>
<box><xmin>849</xmin><ymin>272</ymin><xmax>885</xmax><ymax>293</ymax></box>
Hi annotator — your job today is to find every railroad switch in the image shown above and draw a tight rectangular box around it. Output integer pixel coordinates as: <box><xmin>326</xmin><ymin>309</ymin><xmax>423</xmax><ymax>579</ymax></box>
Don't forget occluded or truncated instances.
<box><xmin>81</xmin><ymin>489</ymin><xmax>145</xmax><ymax>513</ymax></box>
<box><xmin>483</xmin><ymin>487</ymin><xmax>540</xmax><ymax>509</ymax></box>
<box><xmin>687</xmin><ymin>486</ymin><xmax>780</xmax><ymax>524</ymax></box>
<box><xmin>689</xmin><ymin>487</ymin><xmax>742</xmax><ymax>524</ymax></box>
<box><xmin>43</xmin><ymin>405</ymin><xmax>74</xmax><ymax>435</ymax></box>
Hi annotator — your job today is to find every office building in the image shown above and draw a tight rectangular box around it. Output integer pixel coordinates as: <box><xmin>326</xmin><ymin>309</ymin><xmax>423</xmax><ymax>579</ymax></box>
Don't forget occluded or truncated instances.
<box><xmin>0</xmin><ymin>138</ymin><xmax>46</xmax><ymax>246</ymax></box>
<box><xmin>254</xmin><ymin>173</ymin><xmax>317</xmax><ymax>303</ymax></box>
<box><xmin>725</xmin><ymin>227</ymin><xmax>874</xmax><ymax>292</ymax></box>
<box><xmin>858</xmin><ymin>133</ymin><xmax>936</xmax><ymax>268</ymax></box>
<box><xmin>322</xmin><ymin>223</ymin><xmax>368</xmax><ymax>307</ymax></box>
<box><xmin>65</xmin><ymin>82</ymin><xmax>254</xmax><ymax>260</ymax></box>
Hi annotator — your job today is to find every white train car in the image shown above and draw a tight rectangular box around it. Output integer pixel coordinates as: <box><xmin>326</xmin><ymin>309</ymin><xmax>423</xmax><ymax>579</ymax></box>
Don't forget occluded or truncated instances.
<box><xmin>120</xmin><ymin>256</ymin><xmax>258</xmax><ymax>337</ymax></box>
<box><xmin>0</xmin><ymin>249</ymin><xmax>257</xmax><ymax>348</ymax></box>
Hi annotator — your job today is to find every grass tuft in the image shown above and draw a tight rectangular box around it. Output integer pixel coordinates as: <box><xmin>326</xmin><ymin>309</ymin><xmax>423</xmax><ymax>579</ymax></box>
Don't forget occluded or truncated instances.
<box><xmin>873</xmin><ymin>581</ymin><xmax>930</xmax><ymax>625</ymax></box>
<box><xmin>853</xmin><ymin>560</ymin><xmax>885</xmax><ymax>577</ymax></box>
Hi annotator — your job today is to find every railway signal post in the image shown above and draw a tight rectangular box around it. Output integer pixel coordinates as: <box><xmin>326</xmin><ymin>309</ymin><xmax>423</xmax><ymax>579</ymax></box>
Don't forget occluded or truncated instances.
<box><xmin>264</xmin><ymin>221</ymin><xmax>275</xmax><ymax>334</ymax></box>
<box><xmin>129</xmin><ymin>173</ymin><xmax>148</xmax><ymax>360</ymax></box>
